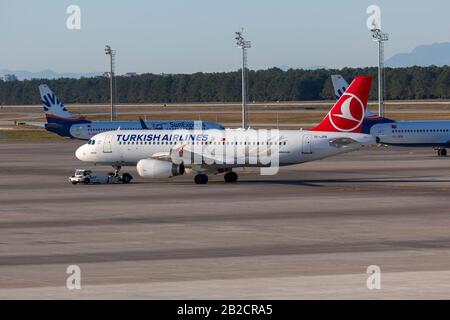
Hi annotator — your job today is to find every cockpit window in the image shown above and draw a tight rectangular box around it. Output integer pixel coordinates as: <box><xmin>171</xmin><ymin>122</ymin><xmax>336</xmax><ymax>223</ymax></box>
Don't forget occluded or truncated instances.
<box><xmin>87</xmin><ymin>140</ymin><xmax>96</xmax><ymax>145</ymax></box>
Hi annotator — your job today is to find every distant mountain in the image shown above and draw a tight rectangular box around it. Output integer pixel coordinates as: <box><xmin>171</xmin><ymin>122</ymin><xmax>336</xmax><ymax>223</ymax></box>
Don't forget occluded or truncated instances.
<box><xmin>386</xmin><ymin>42</ymin><xmax>450</xmax><ymax>68</ymax></box>
<box><xmin>303</xmin><ymin>65</ymin><xmax>326</xmax><ymax>70</ymax></box>
<box><xmin>0</xmin><ymin>69</ymin><xmax>102</xmax><ymax>80</ymax></box>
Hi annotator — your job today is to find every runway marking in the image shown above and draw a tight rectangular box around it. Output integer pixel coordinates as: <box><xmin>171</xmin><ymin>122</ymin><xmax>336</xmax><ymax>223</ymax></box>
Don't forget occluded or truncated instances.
<box><xmin>2</xmin><ymin>239</ymin><xmax>450</xmax><ymax>266</ymax></box>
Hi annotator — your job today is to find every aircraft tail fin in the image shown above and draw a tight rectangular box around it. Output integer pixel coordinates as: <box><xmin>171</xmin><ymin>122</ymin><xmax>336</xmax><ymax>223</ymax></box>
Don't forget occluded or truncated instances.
<box><xmin>39</xmin><ymin>84</ymin><xmax>86</xmax><ymax>124</ymax></box>
<box><xmin>331</xmin><ymin>74</ymin><xmax>349</xmax><ymax>99</ymax></box>
<box><xmin>330</xmin><ymin>75</ymin><xmax>393</xmax><ymax>124</ymax></box>
<box><xmin>311</xmin><ymin>76</ymin><xmax>372</xmax><ymax>133</ymax></box>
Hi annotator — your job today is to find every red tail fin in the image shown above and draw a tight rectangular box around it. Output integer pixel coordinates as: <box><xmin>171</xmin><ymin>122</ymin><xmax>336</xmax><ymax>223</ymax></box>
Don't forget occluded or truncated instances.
<box><xmin>311</xmin><ymin>76</ymin><xmax>372</xmax><ymax>133</ymax></box>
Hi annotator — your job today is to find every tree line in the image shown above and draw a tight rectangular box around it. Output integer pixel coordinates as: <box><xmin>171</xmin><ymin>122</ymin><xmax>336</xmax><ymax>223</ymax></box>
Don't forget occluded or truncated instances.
<box><xmin>1</xmin><ymin>66</ymin><xmax>450</xmax><ymax>105</ymax></box>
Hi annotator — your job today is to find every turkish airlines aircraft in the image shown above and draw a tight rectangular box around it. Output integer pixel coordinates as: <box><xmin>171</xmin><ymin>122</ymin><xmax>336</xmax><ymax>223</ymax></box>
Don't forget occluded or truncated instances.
<box><xmin>38</xmin><ymin>85</ymin><xmax>224</xmax><ymax>140</ymax></box>
<box><xmin>332</xmin><ymin>75</ymin><xmax>450</xmax><ymax>156</ymax></box>
<box><xmin>75</xmin><ymin>76</ymin><xmax>376</xmax><ymax>184</ymax></box>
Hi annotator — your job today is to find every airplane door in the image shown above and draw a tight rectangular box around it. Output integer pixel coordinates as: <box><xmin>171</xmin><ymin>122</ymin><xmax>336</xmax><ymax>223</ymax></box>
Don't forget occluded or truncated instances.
<box><xmin>302</xmin><ymin>134</ymin><xmax>312</xmax><ymax>154</ymax></box>
<box><xmin>103</xmin><ymin>134</ymin><xmax>113</xmax><ymax>153</ymax></box>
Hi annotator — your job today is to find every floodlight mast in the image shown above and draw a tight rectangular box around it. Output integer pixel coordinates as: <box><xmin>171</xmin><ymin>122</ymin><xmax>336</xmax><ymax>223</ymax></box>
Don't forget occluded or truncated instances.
<box><xmin>371</xmin><ymin>29</ymin><xmax>389</xmax><ymax>117</ymax></box>
<box><xmin>105</xmin><ymin>45</ymin><xmax>116</xmax><ymax>121</ymax></box>
<box><xmin>235</xmin><ymin>29</ymin><xmax>251</xmax><ymax>129</ymax></box>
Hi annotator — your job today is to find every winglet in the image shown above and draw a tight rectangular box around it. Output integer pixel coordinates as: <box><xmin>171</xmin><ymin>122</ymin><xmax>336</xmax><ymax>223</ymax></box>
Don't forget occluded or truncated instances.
<box><xmin>139</xmin><ymin>117</ymin><xmax>149</xmax><ymax>129</ymax></box>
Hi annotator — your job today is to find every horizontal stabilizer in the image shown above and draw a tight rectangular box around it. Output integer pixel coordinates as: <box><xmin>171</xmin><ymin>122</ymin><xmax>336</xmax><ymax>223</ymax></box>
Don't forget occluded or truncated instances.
<box><xmin>328</xmin><ymin>137</ymin><xmax>357</xmax><ymax>148</ymax></box>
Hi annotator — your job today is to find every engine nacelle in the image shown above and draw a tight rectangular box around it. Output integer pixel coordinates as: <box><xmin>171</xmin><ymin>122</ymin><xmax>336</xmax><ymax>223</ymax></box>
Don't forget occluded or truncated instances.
<box><xmin>136</xmin><ymin>159</ymin><xmax>185</xmax><ymax>178</ymax></box>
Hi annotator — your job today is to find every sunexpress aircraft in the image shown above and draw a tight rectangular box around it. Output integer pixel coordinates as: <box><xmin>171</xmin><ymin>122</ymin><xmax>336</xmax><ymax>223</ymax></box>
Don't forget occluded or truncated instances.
<box><xmin>39</xmin><ymin>85</ymin><xmax>224</xmax><ymax>140</ymax></box>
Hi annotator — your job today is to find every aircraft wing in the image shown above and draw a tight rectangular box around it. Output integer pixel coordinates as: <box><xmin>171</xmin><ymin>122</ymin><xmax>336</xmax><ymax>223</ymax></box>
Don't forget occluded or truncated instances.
<box><xmin>151</xmin><ymin>146</ymin><xmax>236</xmax><ymax>167</ymax></box>
<box><xmin>24</xmin><ymin>122</ymin><xmax>46</xmax><ymax>128</ymax></box>
<box><xmin>151</xmin><ymin>151</ymin><xmax>172</xmax><ymax>161</ymax></box>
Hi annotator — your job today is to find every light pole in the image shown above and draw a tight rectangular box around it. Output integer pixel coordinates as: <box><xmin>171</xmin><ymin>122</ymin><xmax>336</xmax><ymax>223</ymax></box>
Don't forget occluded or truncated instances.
<box><xmin>371</xmin><ymin>29</ymin><xmax>389</xmax><ymax>117</ymax></box>
<box><xmin>104</xmin><ymin>45</ymin><xmax>116</xmax><ymax>121</ymax></box>
<box><xmin>235</xmin><ymin>29</ymin><xmax>251</xmax><ymax>129</ymax></box>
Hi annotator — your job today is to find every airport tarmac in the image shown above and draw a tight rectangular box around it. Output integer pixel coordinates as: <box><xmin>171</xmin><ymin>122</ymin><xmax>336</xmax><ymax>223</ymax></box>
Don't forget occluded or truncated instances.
<box><xmin>1</xmin><ymin>140</ymin><xmax>450</xmax><ymax>299</ymax></box>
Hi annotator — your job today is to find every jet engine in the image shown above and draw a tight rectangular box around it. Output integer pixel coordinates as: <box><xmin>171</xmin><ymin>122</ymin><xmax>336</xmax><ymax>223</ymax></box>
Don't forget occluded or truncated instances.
<box><xmin>136</xmin><ymin>159</ymin><xmax>185</xmax><ymax>178</ymax></box>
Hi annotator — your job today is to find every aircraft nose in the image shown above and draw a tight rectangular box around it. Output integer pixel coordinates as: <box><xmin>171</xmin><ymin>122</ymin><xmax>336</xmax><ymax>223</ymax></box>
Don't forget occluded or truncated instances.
<box><xmin>75</xmin><ymin>144</ymin><xmax>87</xmax><ymax>161</ymax></box>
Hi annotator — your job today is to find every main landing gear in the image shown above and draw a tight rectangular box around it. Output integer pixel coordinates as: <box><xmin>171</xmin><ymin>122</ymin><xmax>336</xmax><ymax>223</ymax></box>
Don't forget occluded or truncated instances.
<box><xmin>224</xmin><ymin>171</ymin><xmax>238</xmax><ymax>183</ymax></box>
<box><xmin>193</xmin><ymin>171</ymin><xmax>238</xmax><ymax>184</ymax></box>
<box><xmin>437</xmin><ymin>148</ymin><xmax>447</xmax><ymax>157</ymax></box>
<box><xmin>194</xmin><ymin>174</ymin><xmax>209</xmax><ymax>184</ymax></box>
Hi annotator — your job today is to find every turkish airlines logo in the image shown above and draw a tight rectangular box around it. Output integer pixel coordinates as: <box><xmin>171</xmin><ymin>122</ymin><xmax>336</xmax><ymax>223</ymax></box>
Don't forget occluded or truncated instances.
<box><xmin>329</xmin><ymin>93</ymin><xmax>365</xmax><ymax>132</ymax></box>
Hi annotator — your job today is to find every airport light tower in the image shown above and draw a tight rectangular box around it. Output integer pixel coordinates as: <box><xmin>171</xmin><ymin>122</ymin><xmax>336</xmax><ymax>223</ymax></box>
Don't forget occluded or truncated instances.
<box><xmin>371</xmin><ymin>28</ymin><xmax>389</xmax><ymax>117</ymax></box>
<box><xmin>235</xmin><ymin>29</ymin><xmax>251</xmax><ymax>129</ymax></box>
<box><xmin>104</xmin><ymin>45</ymin><xmax>116</xmax><ymax>121</ymax></box>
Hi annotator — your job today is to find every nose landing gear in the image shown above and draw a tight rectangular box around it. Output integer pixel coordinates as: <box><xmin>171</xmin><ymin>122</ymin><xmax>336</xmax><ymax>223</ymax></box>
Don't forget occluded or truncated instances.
<box><xmin>113</xmin><ymin>165</ymin><xmax>122</xmax><ymax>177</ymax></box>
<box><xmin>112</xmin><ymin>165</ymin><xmax>133</xmax><ymax>184</ymax></box>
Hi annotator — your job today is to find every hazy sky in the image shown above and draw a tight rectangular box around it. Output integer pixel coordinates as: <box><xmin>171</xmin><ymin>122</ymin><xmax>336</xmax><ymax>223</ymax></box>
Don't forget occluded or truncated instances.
<box><xmin>1</xmin><ymin>0</ymin><xmax>449</xmax><ymax>74</ymax></box>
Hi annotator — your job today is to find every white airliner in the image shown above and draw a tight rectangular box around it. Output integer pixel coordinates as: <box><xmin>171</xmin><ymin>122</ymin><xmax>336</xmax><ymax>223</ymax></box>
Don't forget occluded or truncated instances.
<box><xmin>332</xmin><ymin>75</ymin><xmax>450</xmax><ymax>156</ymax></box>
<box><xmin>75</xmin><ymin>76</ymin><xmax>376</xmax><ymax>184</ymax></box>
<box><xmin>38</xmin><ymin>85</ymin><xmax>224</xmax><ymax>140</ymax></box>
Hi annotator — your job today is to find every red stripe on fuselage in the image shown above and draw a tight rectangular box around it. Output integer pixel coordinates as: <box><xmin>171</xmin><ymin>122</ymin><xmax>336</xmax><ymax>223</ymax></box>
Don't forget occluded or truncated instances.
<box><xmin>46</xmin><ymin>114</ymin><xmax>85</xmax><ymax>121</ymax></box>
